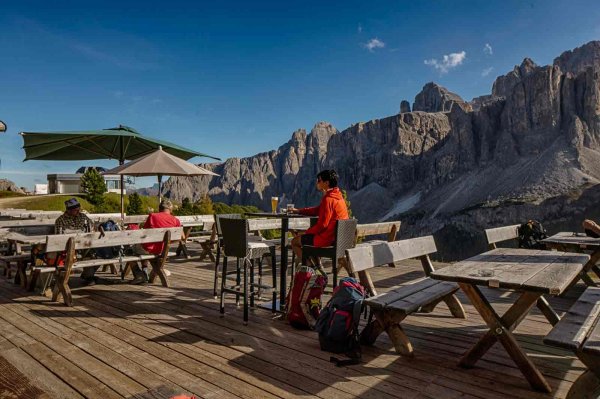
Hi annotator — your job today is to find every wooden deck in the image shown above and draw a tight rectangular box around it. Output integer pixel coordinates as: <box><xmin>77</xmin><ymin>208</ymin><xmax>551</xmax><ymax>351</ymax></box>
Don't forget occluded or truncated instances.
<box><xmin>0</xmin><ymin>244</ymin><xmax>589</xmax><ymax>399</ymax></box>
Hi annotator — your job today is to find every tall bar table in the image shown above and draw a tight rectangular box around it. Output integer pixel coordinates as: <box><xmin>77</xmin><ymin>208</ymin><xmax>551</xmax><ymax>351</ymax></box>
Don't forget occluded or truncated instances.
<box><xmin>244</xmin><ymin>212</ymin><xmax>313</xmax><ymax>311</ymax></box>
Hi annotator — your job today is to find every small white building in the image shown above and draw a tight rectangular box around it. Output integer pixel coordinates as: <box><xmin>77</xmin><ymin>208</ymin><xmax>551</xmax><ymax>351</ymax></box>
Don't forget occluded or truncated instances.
<box><xmin>34</xmin><ymin>184</ymin><xmax>48</xmax><ymax>195</ymax></box>
<box><xmin>47</xmin><ymin>167</ymin><xmax>124</xmax><ymax>195</ymax></box>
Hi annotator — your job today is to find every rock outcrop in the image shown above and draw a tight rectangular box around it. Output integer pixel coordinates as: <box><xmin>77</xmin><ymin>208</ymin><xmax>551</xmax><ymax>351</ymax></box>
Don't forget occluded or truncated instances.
<box><xmin>0</xmin><ymin>179</ymin><xmax>24</xmax><ymax>194</ymax></box>
<box><xmin>165</xmin><ymin>40</ymin><xmax>600</xmax><ymax>260</ymax></box>
<box><xmin>412</xmin><ymin>82</ymin><xmax>471</xmax><ymax>112</ymax></box>
<box><xmin>400</xmin><ymin>100</ymin><xmax>411</xmax><ymax>113</ymax></box>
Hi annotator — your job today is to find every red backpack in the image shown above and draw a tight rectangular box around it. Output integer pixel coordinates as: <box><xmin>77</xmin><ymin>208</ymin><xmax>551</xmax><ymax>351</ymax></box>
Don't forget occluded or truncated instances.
<box><xmin>286</xmin><ymin>266</ymin><xmax>327</xmax><ymax>329</ymax></box>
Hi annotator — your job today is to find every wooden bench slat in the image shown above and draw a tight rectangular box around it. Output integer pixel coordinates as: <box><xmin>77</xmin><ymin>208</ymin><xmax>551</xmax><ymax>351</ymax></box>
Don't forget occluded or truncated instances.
<box><xmin>582</xmin><ymin>317</ymin><xmax>600</xmax><ymax>356</ymax></box>
<box><xmin>544</xmin><ymin>287</ymin><xmax>600</xmax><ymax>350</ymax></box>
<box><xmin>45</xmin><ymin>228</ymin><xmax>183</xmax><ymax>252</ymax></box>
<box><xmin>247</xmin><ymin>218</ymin><xmax>282</xmax><ymax>232</ymax></box>
<box><xmin>288</xmin><ymin>218</ymin><xmax>311</xmax><ymax>230</ymax></box>
<box><xmin>485</xmin><ymin>224</ymin><xmax>520</xmax><ymax>245</ymax></box>
<box><xmin>31</xmin><ymin>266</ymin><xmax>55</xmax><ymax>273</ymax></box>
<box><xmin>386</xmin><ymin>281</ymin><xmax>459</xmax><ymax>315</ymax></box>
<box><xmin>356</xmin><ymin>222</ymin><xmax>401</xmax><ymax>237</ymax></box>
<box><xmin>365</xmin><ymin>278</ymin><xmax>439</xmax><ymax>309</ymax></box>
<box><xmin>0</xmin><ymin>254</ymin><xmax>30</xmax><ymax>262</ymax></box>
<box><xmin>346</xmin><ymin>236</ymin><xmax>436</xmax><ymax>272</ymax></box>
<box><xmin>176</xmin><ymin>215</ymin><xmax>214</xmax><ymax>223</ymax></box>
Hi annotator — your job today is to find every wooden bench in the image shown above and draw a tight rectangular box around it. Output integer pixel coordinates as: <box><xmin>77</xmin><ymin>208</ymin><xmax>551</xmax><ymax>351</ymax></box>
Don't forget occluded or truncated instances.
<box><xmin>176</xmin><ymin>215</ymin><xmax>216</xmax><ymax>259</ymax></box>
<box><xmin>485</xmin><ymin>224</ymin><xmax>520</xmax><ymax>250</ymax></box>
<box><xmin>345</xmin><ymin>237</ymin><xmax>466</xmax><ymax>356</ymax></box>
<box><xmin>0</xmin><ymin>226</ymin><xmax>55</xmax><ymax>280</ymax></box>
<box><xmin>484</xmin><ymin>224</ymin><xmax>561</xmax><ymax>325</ymax></box>
<box><xmin>544</xmin><ymin>287</ymin><xmax>600</xmax><ymax>398</ymax></box>
<box><xmin>42</xmin><ymin>227</ymin><xmax>183</xmax><ymax>306</ymax></box>
<box><xmin>0</xmin><ymin>254</ymin><xmax>30</xmax><ymax>279</ymax></box>
<box><xmin>355</xmin><ymin>221</ymin><xmax>401</xmax><ymax>268</ymax></box>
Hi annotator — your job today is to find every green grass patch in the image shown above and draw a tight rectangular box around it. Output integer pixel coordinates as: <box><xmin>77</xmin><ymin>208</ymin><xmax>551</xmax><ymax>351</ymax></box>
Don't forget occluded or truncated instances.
<box><xmin>9</xmin><ymin>195</ymin><xmax>93</xmax><ymax>211</ymax></box>
<box><xmin>5</xmin><ymin>193</ymin><xmax>159</xmax><ymax>214</ymax></box>
<box><xmin>0</xmin><ymin>190</ymin><xmax>27</xmax><ymax>198</ymax></box>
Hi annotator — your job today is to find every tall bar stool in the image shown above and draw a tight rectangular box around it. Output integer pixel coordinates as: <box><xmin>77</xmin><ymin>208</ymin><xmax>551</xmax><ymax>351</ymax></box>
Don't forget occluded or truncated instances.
<box><xmin>213</xmin><ymin>213</ymin><xmax>242</xmax><ymax>297</ymax></box>
<box><xmin>219</xmin><ymin>217</ymin><xmax>277</xmax><ymax>324</ymax></box>
<box><xmin>301</xmin><ymin>218</ymin><xmax>357</xmax><ymax>288</ymax></box>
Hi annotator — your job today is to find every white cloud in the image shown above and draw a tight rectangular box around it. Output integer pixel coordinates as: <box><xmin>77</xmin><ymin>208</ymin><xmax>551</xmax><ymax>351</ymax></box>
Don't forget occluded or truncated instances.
<box><xmin>481</xmin><ymin>67</ymin><xmax>494</xmax><ymax>77</ymax></box>
<box><xmin>357</xmin><ymin>23</ymin><xmax>362</xmax><ymax>33</ymax></box>
<box><xmin>424</xmin><ymin>51</ymin><xmax>466</xmax><ymax>74</ymax></box>
<box><xmin>484</xmin><ymin>43</ymin><xmax>493</xmax><ymax>55</ymax></box>
<box><xmin>362</xmin><ymin>38</ymin><xmax>385</xmax><ymax>52</ymax></box>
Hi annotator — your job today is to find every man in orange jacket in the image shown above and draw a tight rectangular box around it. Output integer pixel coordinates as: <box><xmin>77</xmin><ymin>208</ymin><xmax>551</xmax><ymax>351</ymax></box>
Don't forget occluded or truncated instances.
<box><xmin>289</xmin><ymin>170</ymin><xmax>349</xmax><ymax>266</ymax></box>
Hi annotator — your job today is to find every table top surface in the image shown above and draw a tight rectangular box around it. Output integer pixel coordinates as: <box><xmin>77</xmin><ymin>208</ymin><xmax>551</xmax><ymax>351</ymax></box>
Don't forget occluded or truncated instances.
<box><xmin>431</xmin><ymin>247</ymin><xmax>588</xmax><ymax>295</ymax></box>
<box><xmin>6</xmin><ymin>233</ymin><xmax>48</xmax><ymax>245</ymax></box>
<box><xmin>244</xmin><ymin>212</ymin><xmax>311</xmax><ymax>219</ymax></box>
<box><xmin>542</xmin><ymin>231</ymin><xmax>600</xmax><ymax>247</ymax></box>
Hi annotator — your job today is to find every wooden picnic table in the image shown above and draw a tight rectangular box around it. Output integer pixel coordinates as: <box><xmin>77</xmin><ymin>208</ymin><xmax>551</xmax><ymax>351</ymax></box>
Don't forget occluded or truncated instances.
<box><xmin>176</xmin><ymin>221</ymin><xmax>214</xmax><ymax>259</ymax></box>
<box><xmin>244</xmin><ymin>212</ymin><xmax>313</xmax><ymax>312</ymax></box>
<box><xmin>431</xmin><ymin>247</ymin><xmax>589</xmax><ymax>393</ymax></box>
<box><xmin>542</xmin><ymin>231</ymin><xmax>600</xmax><ymax>287</ymax></box>
<box><xmin>5</xmin><ymin>233</ymin><xmax>48</xmax><ymax>288</ymax></box>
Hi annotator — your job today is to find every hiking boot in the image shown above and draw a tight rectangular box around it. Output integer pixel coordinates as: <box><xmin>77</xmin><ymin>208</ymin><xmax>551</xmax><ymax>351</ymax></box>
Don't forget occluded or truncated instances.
<box><xmin>131</xmin><ymin>268</ymin><xmax>150</xmax><ymax>285</ymax></box>
<box><xmin>130</xmin><ymin>276</ymin><xmax>147</xmax><ymax>285</ymax></box>
<box><xmin>81</xmin><ymin>277</ymin><xmax>97</xmax><ymax>286</ymax></box>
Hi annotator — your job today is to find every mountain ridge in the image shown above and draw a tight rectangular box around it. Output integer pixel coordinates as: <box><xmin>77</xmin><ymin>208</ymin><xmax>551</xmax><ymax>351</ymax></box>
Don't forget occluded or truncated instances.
<box><xmin>164</xmin><ymin>40</ymin><xmax>600</xmax><ymax>260</ymax></box>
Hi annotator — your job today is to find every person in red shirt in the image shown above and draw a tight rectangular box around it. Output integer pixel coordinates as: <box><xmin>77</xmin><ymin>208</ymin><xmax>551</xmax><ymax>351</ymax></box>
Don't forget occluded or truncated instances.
<box><xmin>131</xmin><ymin>199</ymin><xmax>182</xmax><ymax>284</ymax></box>
<box><xmin>289</xmin><ymin>170</ymin><xmax>349</xmax><ymax>267</ymax></box>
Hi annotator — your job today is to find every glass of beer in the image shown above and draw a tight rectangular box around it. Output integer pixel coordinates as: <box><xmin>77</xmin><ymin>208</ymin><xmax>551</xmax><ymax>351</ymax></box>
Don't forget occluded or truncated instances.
<box><xmin>271</xmin><ymin>196</ymin><xmax>279</xmax><ymax>213</ymax></box>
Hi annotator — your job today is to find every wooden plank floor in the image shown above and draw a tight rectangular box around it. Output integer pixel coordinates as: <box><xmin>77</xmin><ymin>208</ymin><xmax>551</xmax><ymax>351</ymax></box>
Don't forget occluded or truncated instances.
<box><xmin>0</xmin><ymin>245</ymin><xmax>589</xmax><ymax>399</ymax></box>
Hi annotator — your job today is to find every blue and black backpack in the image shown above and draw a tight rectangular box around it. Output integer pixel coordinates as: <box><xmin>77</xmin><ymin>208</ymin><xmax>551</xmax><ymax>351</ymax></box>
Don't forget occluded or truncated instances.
<box><xmin>95</xmin><ymin>220</ymin><xmax>122</xmax><ymax>259</ymax></box>
<box><xmin>315</xmin><ymin>277</ymin><xmax>366</xmax><ymax>366</ymax></box>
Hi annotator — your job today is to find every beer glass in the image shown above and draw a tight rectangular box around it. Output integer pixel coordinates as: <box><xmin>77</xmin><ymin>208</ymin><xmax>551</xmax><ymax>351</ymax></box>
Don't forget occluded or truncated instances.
<box><xmin>271</xmin><ymin>197</ymin><xmax>279</xmax><ymax>213</ymax></box>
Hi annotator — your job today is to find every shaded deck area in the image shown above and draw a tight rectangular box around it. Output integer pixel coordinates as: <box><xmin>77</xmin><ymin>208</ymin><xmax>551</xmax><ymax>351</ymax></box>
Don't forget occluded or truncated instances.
<box><xmin>0</xmin><ymin>246</ymin><xmax>588</xmax><ymax>399</ymax></box>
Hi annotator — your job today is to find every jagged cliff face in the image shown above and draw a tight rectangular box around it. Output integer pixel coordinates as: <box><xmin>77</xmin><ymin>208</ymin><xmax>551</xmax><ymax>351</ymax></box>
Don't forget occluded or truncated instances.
<box><xmin>164</xmin><ymin>122</ymin><xmax>338</xmax><ymax>209</ymax></box>
<box><xmin>165</xmin><ymin>41</ymin><xmax>600</xmax><ymax>260</ymax></box>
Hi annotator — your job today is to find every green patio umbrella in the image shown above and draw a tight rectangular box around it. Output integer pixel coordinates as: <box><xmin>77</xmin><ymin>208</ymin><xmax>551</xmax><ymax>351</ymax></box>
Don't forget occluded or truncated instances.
<box><xmin>20</xmin><ymin>125</ymin><xmax>220</xmax><ymax>217</ymax></box>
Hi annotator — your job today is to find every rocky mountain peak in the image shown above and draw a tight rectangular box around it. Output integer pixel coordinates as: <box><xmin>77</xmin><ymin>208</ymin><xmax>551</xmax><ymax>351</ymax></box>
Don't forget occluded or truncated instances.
<box><xmin>554</xmin><ymin>40</ymin><xmax>600</xmax><ymax>75</ymax></box>
<box><xmin>412</xmin><ymin>82</ymin><xmax>470</xmax><ymax>113</ymax></box>
<box><xmin>309</xmin><ymin>121</ymin><xmax>337</xmax><ymax>140</ymax></box>
<box><xmin>492</xmin><ymin>57</ymin><xmax>539</xmax><ymax>98</ymax></box>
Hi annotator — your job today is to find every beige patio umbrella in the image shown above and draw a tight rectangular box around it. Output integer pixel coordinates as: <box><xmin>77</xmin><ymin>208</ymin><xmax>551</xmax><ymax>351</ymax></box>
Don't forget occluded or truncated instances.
<box><xmin>103</xmin><ymin>146</ymin><xmax>218</xmax><ymax>216</ymax></box>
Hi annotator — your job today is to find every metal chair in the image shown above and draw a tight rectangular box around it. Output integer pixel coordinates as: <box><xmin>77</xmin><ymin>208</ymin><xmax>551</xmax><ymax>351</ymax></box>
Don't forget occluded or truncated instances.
<box><xmin>219</xmin><ymin>217</ymin><xmax>277</xmax><ymax>324</ymax></box>
<box><xmin>213</xmin><ymin>213</ymin><xmax>242</xmax><ymax>297</ymax></box>
<box><xmin>301</xmin><ymin>218</ymin><xmax>357</xmax><ymax>288</ymax></box>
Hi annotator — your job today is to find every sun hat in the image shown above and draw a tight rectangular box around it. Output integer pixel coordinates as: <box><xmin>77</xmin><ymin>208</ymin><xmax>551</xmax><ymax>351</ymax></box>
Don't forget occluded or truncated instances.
<box><xmin>64</xmin><ymin>198</ymin><xmax>81</xmax><ymax>210</ymax></box>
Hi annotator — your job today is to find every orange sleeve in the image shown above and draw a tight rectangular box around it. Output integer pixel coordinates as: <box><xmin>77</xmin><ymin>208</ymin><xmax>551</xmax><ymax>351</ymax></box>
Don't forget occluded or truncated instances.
<box><xmin>297</xmin><ymin>205</ymin><xmax>319</xmax><ymax>216</ymax></box>
<box><xmin>306</xmin><ymin>198</ymin><xmax>333</xmax><ymax>235</ymax></box>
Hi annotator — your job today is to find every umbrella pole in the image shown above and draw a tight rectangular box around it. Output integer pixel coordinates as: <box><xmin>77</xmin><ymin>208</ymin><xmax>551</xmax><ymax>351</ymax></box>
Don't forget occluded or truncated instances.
<box><xmin>120</xmin><ymin>136</ymin><xmax>125</xmax><ymax>224</ymax></box>
<box><xmin>158</xmin><ymin>174</ymin><xmax>162</xmax><ymax>204</ymax></box>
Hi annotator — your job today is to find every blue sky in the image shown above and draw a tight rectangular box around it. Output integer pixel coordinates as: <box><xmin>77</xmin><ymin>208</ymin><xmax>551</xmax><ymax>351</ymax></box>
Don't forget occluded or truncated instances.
<box><xmin>1</xmin><ymin>0</ymin><xmax>599</xmax><ymax>190</ymax></box>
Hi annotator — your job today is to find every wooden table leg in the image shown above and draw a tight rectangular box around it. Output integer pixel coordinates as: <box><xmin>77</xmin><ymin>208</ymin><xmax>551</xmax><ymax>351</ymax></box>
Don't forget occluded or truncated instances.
<box><xmin>149</xmin><ymin>259</ymin><xmax>169</xmax><ymax>287</ymax></box>
<box><xmin>458</xmin><ymin>283</ymin><xmax>551</xmax><ymax>393</ymax></box>
<box><xmin>536</xmin><ymin>296</ymin><xmax>560</xmax><ymax>326</ymax></box>
<box><xmin>17</xmin><ymin>260</ymin><xmax>28</xmax><ymax>288</ymax></box>
<box><xmin>175</xmin><ymin>227</ymin><xmax>192</xmax><ymax>258</ymax></box>
<box><xmin>575</xmin><ymin>248</ymin><xmax>600</xmax><ymax>287</ymax></box>
<box><xmin>550</xmin><ymin>244</ymin><xmax>598</xmax><ymax>289</ymax></box>
<box><xmin>51</xmin><ymin>269</ymin><xmax>73</xmax><ymax>306</ymax></box>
